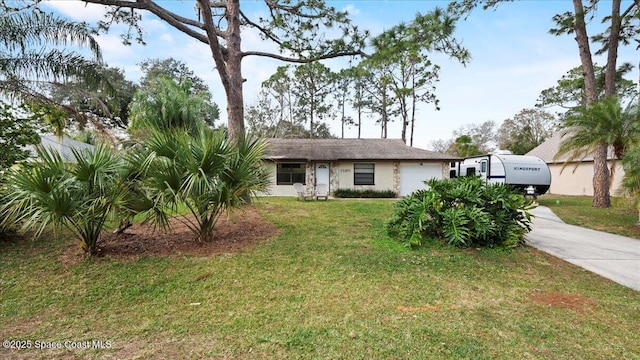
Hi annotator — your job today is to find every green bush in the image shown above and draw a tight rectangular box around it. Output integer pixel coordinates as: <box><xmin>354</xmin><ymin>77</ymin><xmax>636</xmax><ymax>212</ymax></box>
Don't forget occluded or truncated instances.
<box><xmin>333</xmin><ymin>188</ymin><xmax>397</xmax><ymax>198</ymax></box>
<box><xmin>386</xmin><ymin>176</ymin><xmax>533</xmax><ymax>249</ymax></box>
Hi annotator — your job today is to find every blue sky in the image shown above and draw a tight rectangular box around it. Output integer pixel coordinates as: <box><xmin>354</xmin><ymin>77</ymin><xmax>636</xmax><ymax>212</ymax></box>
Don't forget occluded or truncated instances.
<box><xmin>43</xmin><ymin>0</ymin><xmax>639</xmax><ymax>150</ymax></box>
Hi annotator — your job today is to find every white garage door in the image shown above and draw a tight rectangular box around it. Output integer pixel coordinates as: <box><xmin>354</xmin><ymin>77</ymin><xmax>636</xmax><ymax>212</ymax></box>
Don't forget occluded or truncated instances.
<box><xmin>399</xmin><ymin>163</ymin><xmax>443</xmax><ymax>196</ymax></box>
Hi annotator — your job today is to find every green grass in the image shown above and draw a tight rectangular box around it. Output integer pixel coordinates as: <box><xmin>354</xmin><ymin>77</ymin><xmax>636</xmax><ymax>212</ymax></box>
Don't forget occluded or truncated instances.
<box><xmin>1</xmin><ymin>197</ymin><xmax>639</xmax><ymax>359</ymax></box>
<box><xmin>538</xmin><ymin>194</ymin><xmax>640</xmax><ymax>239</ymax></box>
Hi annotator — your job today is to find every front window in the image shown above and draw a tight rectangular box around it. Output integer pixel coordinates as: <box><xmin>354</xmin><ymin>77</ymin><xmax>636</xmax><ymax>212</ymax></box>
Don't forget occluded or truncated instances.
<box><xmin>277</xmin><ymin>163</ymin><xmax>306</xmax><ymax>185</ymax></box>
<box><xmin>354</xmin><ymin>163</ymin><xmax>375</xmax><ymax>185</ymax></box>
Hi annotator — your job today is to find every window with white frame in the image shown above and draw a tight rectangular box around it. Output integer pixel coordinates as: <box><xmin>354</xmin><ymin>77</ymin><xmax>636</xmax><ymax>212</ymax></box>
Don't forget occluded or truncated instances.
<box><xmin>277</xmin><ymin>163</ymin><xmax>306</xmax><ymax>185</ymax></box>
<box><xmin>354</xmin><ymin>163</ymin><xmax>375</xmax><ymax>185</ymax></box>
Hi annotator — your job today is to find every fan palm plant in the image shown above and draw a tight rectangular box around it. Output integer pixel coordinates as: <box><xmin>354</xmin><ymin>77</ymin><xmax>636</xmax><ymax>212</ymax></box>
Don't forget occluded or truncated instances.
<box><xmin>0</xmin><ymin>144</ymin><xmax>128</xmax><ymax>255</ymax></box>
<box><xmin>133</xmin><ymin>127</ymin><xmax>270</xmax><ymax>242</ymax></box>
<box><xmin>555</xmin><ymin>96</ymin><xmax>640</xmax><ymax>206</ymax></box>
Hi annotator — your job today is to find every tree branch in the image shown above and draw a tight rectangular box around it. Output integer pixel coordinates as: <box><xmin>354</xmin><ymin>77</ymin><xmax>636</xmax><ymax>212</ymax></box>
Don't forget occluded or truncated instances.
<box><xmin>239</xmin><ymin>9</ymin><xmax>284</xmax><ymax>46</ymax></box>
<box><xmin>241</xmin><ymin>50</ymin><xmax>368</xmax><ymax>62</ymax></box>
<box><xmin>82</xmin><ymin>0</ymin><xmax>226</xmax><ymax>45</ymax></box>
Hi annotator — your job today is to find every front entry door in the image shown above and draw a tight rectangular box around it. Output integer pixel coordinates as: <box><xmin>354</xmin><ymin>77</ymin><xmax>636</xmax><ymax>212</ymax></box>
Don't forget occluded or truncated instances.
<box><xmin>315</xmin><ymin>163</ymin><xmax>330</xmax><ymax>188</ymax></box>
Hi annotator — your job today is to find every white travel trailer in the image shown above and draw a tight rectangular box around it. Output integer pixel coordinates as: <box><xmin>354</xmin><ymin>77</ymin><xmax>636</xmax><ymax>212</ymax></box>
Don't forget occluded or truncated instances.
<box><xmin>450</xmin><ymin>151</ymin><xmax>552</xmax><ymax>195</ymax></box>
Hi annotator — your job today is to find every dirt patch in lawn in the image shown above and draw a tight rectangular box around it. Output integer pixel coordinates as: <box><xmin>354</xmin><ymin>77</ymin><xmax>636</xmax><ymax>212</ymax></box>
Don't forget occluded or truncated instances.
<box><xmin>529</xmin><ymin>290</ymin><xmax>596</xmax><ymax>312</ymax></box>
<box><xmin>91</xmin><ymin>206</ymin><xmax>281</xmax><ymax>260</ymax></box>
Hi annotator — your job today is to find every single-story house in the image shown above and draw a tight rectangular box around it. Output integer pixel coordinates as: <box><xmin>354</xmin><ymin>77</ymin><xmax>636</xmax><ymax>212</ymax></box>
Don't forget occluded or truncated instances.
<box><xmin>526</xmin><ymin>132</ymin><xmax>625</xmax><ymax>196</ymax></box>
<box><xmin>263</xmin><ymin>138</ymin><xmax>459</xmax><ymax>197</ymax></box>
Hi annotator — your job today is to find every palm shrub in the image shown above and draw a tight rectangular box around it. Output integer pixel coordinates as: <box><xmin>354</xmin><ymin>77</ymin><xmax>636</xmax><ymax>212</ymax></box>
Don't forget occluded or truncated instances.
<box><xmin>132</xmin><ymin>127</ymin><xmax>270</xmax><ymax>242</ymax></box>
<box><xmin>0</xmin><ymin>144</ymin><xmax>128</xmax><ymax>255</ymax></box>
<box><xmin>619</xmin><ymin>147</ymin><xmax>640</xmax><ymax>225</ymax></box>
<box><xmin>386</xmin><ymin>176</ymin><xmax>533</xmax><ymax>248</ymax></box>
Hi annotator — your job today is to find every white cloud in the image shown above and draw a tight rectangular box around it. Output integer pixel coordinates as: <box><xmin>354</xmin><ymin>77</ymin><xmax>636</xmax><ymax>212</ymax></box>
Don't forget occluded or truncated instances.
<box><xmin>43</xmin><ymin>0</ymin><xmax>108</xmax><ymax>22</ymax></box>
<box><xmin>342</xmin><ymin>4</ymin><xmax>361</xmax><ymax>17</ymax></box>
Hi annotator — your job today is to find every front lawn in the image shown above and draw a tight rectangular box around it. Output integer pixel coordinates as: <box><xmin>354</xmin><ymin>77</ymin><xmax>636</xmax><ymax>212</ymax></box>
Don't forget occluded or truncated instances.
<box><xmin>538</xmin><ymin>195</ymin><xmax>640</xmax><ymax>239</ymax></box>
<box><xmin>1</xmin><ymin>197</ymin><xmax>639</xmax><ymax>359</ymax></box>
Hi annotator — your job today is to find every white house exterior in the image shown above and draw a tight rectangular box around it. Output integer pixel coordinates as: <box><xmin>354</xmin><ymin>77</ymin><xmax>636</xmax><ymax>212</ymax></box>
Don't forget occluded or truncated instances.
<box><xmin>263</xmin><ymin>138</ymin><xmax>458</xmax><ymax>197</ymax></box>
<box><xmin>526</xmin><ymin>132</ymin><xmax>625</xmax><ymax>196</ymax></box>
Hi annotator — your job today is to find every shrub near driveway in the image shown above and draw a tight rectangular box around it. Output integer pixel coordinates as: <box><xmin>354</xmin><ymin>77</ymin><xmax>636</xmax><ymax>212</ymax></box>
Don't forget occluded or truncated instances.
<box><xmin>387</xmin><ymin>176</ymin><xmax>533</xmax><ymax>248</ymax></box>
<box><xmin>0</xmin><ymin>198</ymin><xmax>639</xmax><ymax>359</ymax></box>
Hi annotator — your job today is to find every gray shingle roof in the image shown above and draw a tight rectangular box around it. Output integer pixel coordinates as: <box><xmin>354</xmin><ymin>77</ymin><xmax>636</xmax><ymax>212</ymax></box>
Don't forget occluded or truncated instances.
<box><xmin>264</xmin><ymin>138</ymin><xmax>458</xmax><ymax>161</ymax></box>
<box><xmin>29</xmin><ymin>134</ymin><xmax>95</xmax><ymax>162</ymax></box>
<box><xmin>526</xmin><ymin>131</ymin><xmax>617</xmax><ymax>163</ymax></box>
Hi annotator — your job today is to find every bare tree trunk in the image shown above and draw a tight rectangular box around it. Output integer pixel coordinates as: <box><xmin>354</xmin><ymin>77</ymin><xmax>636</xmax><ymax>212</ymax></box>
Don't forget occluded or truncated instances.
<box><xmin>572</xmin><ymin>0</ymin><xmax>598</xmax><ymax>104</ymax></box>
<box><xmin>573</xmin><ymin>0</ymin><xmax>611</xmax><ymax>207</ymax></box>
<box><xmin>592</xmin><ymin>143</ymin><xmax>611</xmax><ymax>207</ymax></box>
<box><xmin>198</xmin><ymin>0</ymin><xmax>245</xmax><ymax>142</ymax></box>
<box><xmin>381</xmin><ymin>90</ymin><xmax>388</xmax><ymax>139</ymax></box>
<box><xmin>225</xmin><ymin>0</ymin><xmax>245</xmax><ymax>142</ymax></box>
<box><xmin>357</xmin><ymin>107</ymin><xmax>362</xmax><ymax>139</ymax></box>
<box><xmin>410</xmin><ymin>63</ymin><xmax>417</xmax><ymax>147</ymax></box>
<box><xmin>340</xmin><ymin>93</ymin><xmax>346</xmax><ymax>139</ymax></box>
<box><xmin>604</xmin><ymin>0</ymin><xmax>622</xmax><ymax>97</ymax></box>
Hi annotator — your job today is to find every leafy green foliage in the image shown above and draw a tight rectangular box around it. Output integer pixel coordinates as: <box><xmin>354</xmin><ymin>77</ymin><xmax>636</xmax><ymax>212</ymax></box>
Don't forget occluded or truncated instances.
<box><xmin>387</xmin><ymin>176</ymin><xmax>533</xmax><ymax>248</ymax></box>
<box><xmin>0</xmin><ymin>101</ymin><xmax>40</xmax><ymax>172</ymax></box>
<box><xmin>0</xmin><ymin>8</ymin><xmax>105</xmax><ymax>101</ymax></box>
<box><xmin>537</xmin><ymin>65</ymin><xmax>637</xmax><ymax>111</ymax></box>
<box><xmin>128</xmin><ymin>75</ymin><xmax>218</xmax><ymax>134</ymax></box>
<box><xmin>619</xmin><ymin>146</ymin><xmax>640</xmax><ymax>214</ymax></box>
<box><xmin>48</xmin><ymin>64</ymin><xmax>138</xmax><ymax>125</ymax></box>
<box><xmin>136</xmin><ymin>58</ymin><xmax>219</xmax><ymax>127</ymax></box>
<box><xmin>333</xmin><ymin>188</ymin><xmax>397</xmax><ymax>198</ymax></box>
<box><xmin>447</xmin><ymin>135</ymin><xmax>483</xmax><ymax>157</ymax></box>
<box><xmin>363</xmin><ymin>7</ymin><xmax>470</xmax><ymax>144</ymax></box>
<box><xmin>291</xmin><ymin>62</ymin><xmax>335</xmax><ymax>138</ymax></box>
<box><xmin>496</xmin><ymin>108</ymin><xmax>559</xmax><ymax>155</ymax></box>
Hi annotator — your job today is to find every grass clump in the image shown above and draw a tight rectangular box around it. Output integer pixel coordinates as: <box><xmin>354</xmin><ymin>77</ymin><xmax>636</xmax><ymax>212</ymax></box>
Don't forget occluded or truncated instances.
<box><xmin>538</xmin><ymin>194</ymin><xmax>640</xmax><ymax>239</ymax></box>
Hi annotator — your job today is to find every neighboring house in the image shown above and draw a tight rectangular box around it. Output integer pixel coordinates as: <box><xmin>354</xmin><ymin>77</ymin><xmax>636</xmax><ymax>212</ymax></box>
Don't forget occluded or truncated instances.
<box><xmin>263</xmin><ymin>138</ymin><xmax>458</xmax><ymax>197</ymax></box>
<box><xmin>28</xmin><ymin>134</ymin><xmax>95</xmax><ymax>162</ymax></box>
<box><xmin>526</xmin><ymin>132</ymin><xmax>625</xmax><ymax>196</ymax></box>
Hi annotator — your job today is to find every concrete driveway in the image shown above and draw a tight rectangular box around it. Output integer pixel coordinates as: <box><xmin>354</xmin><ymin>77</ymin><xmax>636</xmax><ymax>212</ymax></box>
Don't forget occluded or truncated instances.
<box><xmin>526</xmin><ymin>206</ymin><xmax>640</xmax><ymax>291</ymax></box>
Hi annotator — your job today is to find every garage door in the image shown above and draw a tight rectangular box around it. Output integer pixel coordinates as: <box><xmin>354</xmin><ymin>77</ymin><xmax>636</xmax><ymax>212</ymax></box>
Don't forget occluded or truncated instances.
<box><xmin>399</xmin><ymin>163</ymin><xmax>443</xmax><ymax>196</ymax></box>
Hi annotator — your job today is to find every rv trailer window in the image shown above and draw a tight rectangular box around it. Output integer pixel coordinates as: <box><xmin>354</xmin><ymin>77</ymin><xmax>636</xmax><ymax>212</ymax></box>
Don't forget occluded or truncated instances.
<box><xmin>481</xmin><ymin>161</ymin><xmax>487</xmax><ymax>173</ymax></box>
<box><xmin>466</xmin><ymin>167</ymin><xmax>476</xmax><ymax>176</ymax></box>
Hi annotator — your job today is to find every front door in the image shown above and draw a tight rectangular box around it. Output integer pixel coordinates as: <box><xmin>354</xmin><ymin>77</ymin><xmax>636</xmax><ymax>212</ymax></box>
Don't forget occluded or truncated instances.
<box><xmin>315</xmin><ymin>163</ymin><xmax>330</xmax><ymax>188</ymax></box>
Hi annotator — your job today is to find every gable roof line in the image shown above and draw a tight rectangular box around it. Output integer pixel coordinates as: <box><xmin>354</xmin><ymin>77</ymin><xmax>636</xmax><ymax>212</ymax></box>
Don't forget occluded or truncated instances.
<box><xmin>263</xmin><ymin>138</ymin><xmax>459</xmax><ymax>161</ymax></box>
<box><xmin>526</xmin><ymin>131</ymin><xmax>618</xmax><ymax>163</ymax></box>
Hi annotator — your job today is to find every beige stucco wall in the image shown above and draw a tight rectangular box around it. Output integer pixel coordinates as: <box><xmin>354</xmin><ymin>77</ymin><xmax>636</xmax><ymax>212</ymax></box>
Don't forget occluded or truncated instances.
<box><xmin>335</xmin><ymin>161</ymin><xmax>395</xmax><ymax>192</ymax></box>
<box><xmin>262</xmin><ymin>162</ymin><xmax>297</xmax><ymax>196</ymax></box>
<box><xmin>264</xmin><ymin>160</ymin><xmax>401</xmax><ymax>196</ymax></box>
<box><xmin>263</xmin><ymin>160</ymin><xmax>452</xmax><ymax>197</ymax></box>
<box><xmin>547</xmin><ymin>161</ymin><xmax>625</xmax><ymax>196</ymax></box>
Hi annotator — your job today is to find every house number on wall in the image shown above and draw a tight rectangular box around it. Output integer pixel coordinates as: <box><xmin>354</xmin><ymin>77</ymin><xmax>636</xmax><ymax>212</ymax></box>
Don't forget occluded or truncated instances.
<box><xmin>340</xmin><ymin>169</ymin><xmax>351</xmax><ymax>173</ymax></box>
